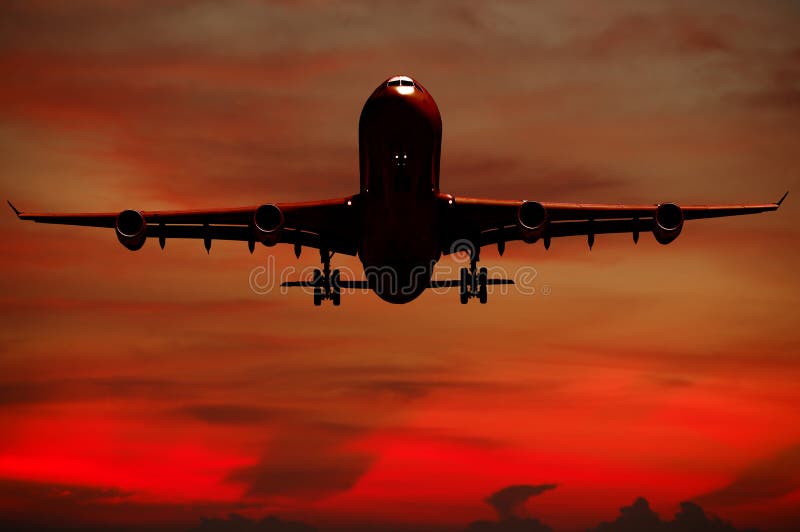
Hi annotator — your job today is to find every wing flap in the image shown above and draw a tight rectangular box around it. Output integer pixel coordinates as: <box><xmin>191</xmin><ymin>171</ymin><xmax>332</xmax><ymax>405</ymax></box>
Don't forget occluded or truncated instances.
<box><xmin>548</xmin><ymin>218</ymin><xmax>654</xmax><ymax>238</ymax></box>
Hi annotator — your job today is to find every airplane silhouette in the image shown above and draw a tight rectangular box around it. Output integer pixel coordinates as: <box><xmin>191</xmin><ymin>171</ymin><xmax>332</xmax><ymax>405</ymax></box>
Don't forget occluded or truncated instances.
<box><xmin>9</xmin><ymin>75</ymin><xmax>787</xmax><ymax>305</ymax></box>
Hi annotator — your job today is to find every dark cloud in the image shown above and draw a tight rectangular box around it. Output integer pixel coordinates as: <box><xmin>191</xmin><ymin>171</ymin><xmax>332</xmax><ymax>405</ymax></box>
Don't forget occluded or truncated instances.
<box><xmin>0</xmin><ymin>477</ymin><xmax>132</xmax><ymax>507</ymax></box>
<box><xmin>0</xmin><ymin>522</ymin><xmax>179</xmax><ymax>532</ymax></box>
<box><xmin>588</xmin><ymin>497</ymin><xmax>755</xmax><ymax>532</ymax></box>
<box><xmin>190</xmin><ymin>514</ymin><xmax>316</xmax><ymax>532</ymax></box>
<box><xmin>465</xmin><ymin>517</ymin><xmax>552</xmax><ymax>532</ymax></box>
<box><xmin>486</xmin><ymin>484</ymin><xmax>557</xmax><ymax>522</ymax></box>
<box><xmin>176</xmin><ymin>403</ymin><xmax>278</xmax><ymax>425</ymax></box>
<box><xmin>0</xmin><ymin>376</ymin><xmax>188</xmax><ymax>406</ymax></box>
<box><xmin>0</xmin><ymin>477</ymin><xmax>262</xmax><ymax>530</ymax></box>
<box><xmin>588</xmin><ymin>497</ymin><xmax>666</xmax><ymax>532</ymax></box>
<box><xmin>466</xmin><ymin>484</ymin><xmax>556</xmax><ymax>532</ymax></box>
<box><xmin>0</xmin><ymin>480</ymin><xmax>762</xmax><ymax>532</ymax></box>
<box><xmin>346</xmin><ymin>378</ymin><xmax>433</xmax><ymax>400</ymax></box>
<box><xmin>695</xmin><ymin>444</ymin><xmax>800</xmax><ymax>507</ymax></box>
<box><xmin>0</xmin><ymin>477</ymin><xmax>140</xmax><ymax>529</ymax></box>
<box><xmin>671</xmin><ymin>501</ymin><xmax>756</xmax><ymax>532</ymax></box>
<box><xmin>345</xmin><ymin>377</ymin><xmax>506</xmax><ymax>401</ymax></box>
<box><xmin>226</xmin><ymin>428</ymin><xmax>373</xmax><ymax>500</ymax></box>
<box><xmin>464</xmin><ymin>484</ymin><xmax>557</xmax><ymax>532</ymax></box>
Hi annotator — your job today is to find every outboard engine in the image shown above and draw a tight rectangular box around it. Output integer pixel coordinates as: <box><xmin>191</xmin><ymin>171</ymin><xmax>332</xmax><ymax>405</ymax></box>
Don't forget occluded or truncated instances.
<box><xmin>115</xmin><ymin>210</ymin><xmax>147</xmax><ymax>251</ymax></box>
<box><xmin>652</xmin><ymin>203</ymin><xmax>683</xmax><ymax>245</ymax></box>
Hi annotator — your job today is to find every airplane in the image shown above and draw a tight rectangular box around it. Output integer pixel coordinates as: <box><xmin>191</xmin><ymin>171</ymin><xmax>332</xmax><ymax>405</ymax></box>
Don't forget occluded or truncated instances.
<box><xmin>9</xmin><ymin>75</ymin><xmax>788</xmax><ymax>306</ymax></box>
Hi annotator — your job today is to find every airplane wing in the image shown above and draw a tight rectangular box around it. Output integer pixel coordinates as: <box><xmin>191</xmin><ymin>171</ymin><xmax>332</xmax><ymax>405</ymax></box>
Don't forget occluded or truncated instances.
<box><xmin>7</xmin><ymin>197</ymin><xmax>360</xmax><ymax>255</ymax></box>
<box><xmin>439</xmin><ymin>191</ymin><xmax>788</xmax><ymax>253</ymax></box>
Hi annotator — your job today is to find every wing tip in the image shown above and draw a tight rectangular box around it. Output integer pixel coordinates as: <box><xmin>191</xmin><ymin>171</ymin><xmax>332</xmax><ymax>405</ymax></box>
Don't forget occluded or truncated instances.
<box><xmin>777</xmin><ymin>190</ymin><xmax>789</xmax><ymax>207</ymax></box>
<box><xmin>7</xmin><ymin>200</ymin><xmax>21</xmax><ymax>217</ymax></box>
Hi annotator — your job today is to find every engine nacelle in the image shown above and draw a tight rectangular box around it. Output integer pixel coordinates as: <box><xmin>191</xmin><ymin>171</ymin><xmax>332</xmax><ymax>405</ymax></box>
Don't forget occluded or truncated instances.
<box><xmin>253</xmin><ymin>204</ymin><xmax>284</xmax><ymax>246</ymax></box>
<box><xmin>115</xmin><ymin>210</ymin><xmax>147</xmax><ymax>251</ymax></box>
<box><xmin>652</xmin><ymin>203</ymin><xmax>683</xmax><ymax>245</ymax></box>
<box><xmin>517</xmin><ymin>201</ymin><xmax>548</xmax><ymax>243</ymax></box>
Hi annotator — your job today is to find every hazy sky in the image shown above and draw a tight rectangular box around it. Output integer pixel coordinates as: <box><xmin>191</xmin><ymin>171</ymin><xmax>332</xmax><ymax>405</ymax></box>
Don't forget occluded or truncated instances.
<box><xmin>1</xmin><ymin>1</ymin><xmax>799</xmax><ymax>531</ymax></box>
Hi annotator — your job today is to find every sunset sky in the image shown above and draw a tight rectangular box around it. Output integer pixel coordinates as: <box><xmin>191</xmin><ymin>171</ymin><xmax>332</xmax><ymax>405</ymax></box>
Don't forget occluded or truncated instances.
<box><xmin>1</xmin><ymin>1</ymin><xmax>799</xmax><ymax>531</ymax></box>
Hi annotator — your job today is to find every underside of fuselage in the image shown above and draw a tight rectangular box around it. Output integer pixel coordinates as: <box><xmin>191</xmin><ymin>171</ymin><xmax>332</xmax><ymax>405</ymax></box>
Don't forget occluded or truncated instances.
<box><xmin>357</xmin><ymin>76</ymin><xmax>443</xmax><ymax>303</ymax></box>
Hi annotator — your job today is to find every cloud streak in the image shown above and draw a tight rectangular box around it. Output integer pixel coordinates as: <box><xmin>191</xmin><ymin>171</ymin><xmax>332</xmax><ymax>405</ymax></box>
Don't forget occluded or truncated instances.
<box><xmin>695</xmin><ymin>444</ymin><xmax>800</xmax><ymax>507</ymax></box>
<box><xmin>486</xmin><ymin>484</ymin><xmax>557</xmax><ymax>522</ymax></box>
<box><xmin>226</xmin><ymin>426</ymin><xmax>373</xmax><ymax>500</ymax></box>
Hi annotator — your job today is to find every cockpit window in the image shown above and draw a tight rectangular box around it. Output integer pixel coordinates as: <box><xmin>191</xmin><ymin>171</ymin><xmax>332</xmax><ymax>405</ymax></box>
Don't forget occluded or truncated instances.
<box><xmin>387</xmin><ymin>77</ymin><xmax>420</xmax><ymax>91</ymax></box>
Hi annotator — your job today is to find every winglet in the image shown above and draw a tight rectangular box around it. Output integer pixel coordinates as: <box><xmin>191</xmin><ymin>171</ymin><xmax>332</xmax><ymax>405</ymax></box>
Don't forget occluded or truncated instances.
<box><xmin>776</xmin><ymin>190</ymin><xmax>789</xmax><ymax>207</ymax></box>
<box><xmin>7</xmin><ymin>200</ymin><xmax>21</xmax><ymax>217</ymax></box>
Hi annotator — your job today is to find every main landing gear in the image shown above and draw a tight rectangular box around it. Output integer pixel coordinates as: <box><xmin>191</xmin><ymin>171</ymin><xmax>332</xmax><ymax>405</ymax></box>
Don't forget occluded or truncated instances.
<box><xmin>459</xmin><ymin>252</ymin><xmax>488</xmax><ymax>305</ymax></box>
<box><xmin>312</xmin><ymin>249</ymin><xmax>341</xmax><ymax>306</ymax></box>
<box><xmin>283</xmin><ymin>247</ymin><xmax>370</xmax><ymax>306</ymax></box>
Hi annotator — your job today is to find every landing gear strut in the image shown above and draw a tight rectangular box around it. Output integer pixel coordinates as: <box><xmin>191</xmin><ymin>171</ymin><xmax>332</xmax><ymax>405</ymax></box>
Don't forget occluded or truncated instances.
<box><xmin>312</xmin><ymin>248</ymin><xmax>341</xmax><ymax>306</ymax></box>
<box><xmin>459</xmin><ymin>250</ymin><xmax>488</xmax><ymax>305</ymax></box>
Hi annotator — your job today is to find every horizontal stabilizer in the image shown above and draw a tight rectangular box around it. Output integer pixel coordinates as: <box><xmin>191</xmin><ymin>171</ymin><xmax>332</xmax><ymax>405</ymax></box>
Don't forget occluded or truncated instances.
<box><xmin>281</xmin><ymin>280</ymin><xmax>370</xmax><ymax>289</ymax></box>
<box><xmin>429</xmin><ymin>278</ymin><xmax>515</xmax><ymax>289</ymax></box>
<box><xmin>281</xmin><ymin>280</ymin><xmax>316</xmax><ymax>288</ymax></box>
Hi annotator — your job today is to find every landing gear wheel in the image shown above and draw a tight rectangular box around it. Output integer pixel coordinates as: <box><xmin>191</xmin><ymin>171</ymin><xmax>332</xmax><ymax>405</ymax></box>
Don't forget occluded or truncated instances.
<box><xmin>331</xmin><ymin>269</ymin><xmax>341</xmax><ymax>306</ymax></box>
<box><xmin>313</xmin><ymin>288</ymin><xmax>323</xmax><ymax>306</ymax></box>
<box><xmin>459</xmin><ymin>267</ymin><xmax>470</xmax><ymax>304</ymax></box>
<box><xmin>312</xmin><ymin>269</ymin><xmax>324</xmax><ymax>306</ymax></box>
<box><xmin>303</xmin><ymin>251</ymin><xmax>344</xmax><ymax>307</ymax></box>
<box><xmin>478</xmin><ymin>267</ymin><xmax>488</xmax><ymax>304</ymax></box>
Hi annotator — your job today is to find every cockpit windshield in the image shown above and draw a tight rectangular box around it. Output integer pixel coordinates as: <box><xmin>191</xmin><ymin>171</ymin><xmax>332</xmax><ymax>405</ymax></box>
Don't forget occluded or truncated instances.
<box><xmin>386</xmin><ymin>76</ymin><xmax>421</xmax><ymax>93</ymax></box>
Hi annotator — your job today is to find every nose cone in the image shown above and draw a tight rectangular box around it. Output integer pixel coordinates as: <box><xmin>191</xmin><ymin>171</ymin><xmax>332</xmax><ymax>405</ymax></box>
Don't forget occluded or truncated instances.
<box><xmin>359</xmin><ymin>76</ymin><xmax>442</xmax><ymax>130</ymax></box>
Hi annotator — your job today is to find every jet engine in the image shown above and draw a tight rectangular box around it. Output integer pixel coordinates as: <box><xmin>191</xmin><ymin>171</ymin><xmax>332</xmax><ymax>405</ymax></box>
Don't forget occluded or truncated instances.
<box><xmin>652</xmin><ymin>203</ymin><xmax>683</xmax><ymax>245</ymax></box>
<box><xmin>115</xmin><ymin>209</ymin><xmax>147</xmax><ymax>251</ymax></box>
<box><xmin>517</xmin><ymin>201</ymin><xmax>548</xmax><ymax>243</ymax></box>
<box><xmin>253</xmin><ymin>204</ymin><xmax>284</xmax><ymax>246</ymax></box>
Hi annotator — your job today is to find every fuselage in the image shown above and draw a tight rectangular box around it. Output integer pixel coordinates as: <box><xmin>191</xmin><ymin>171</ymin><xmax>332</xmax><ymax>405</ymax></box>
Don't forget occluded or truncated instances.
<box><xmin>358</xmin><ymin>76</ymin><xmax>443</xmax><ymax>303</ymax></box>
